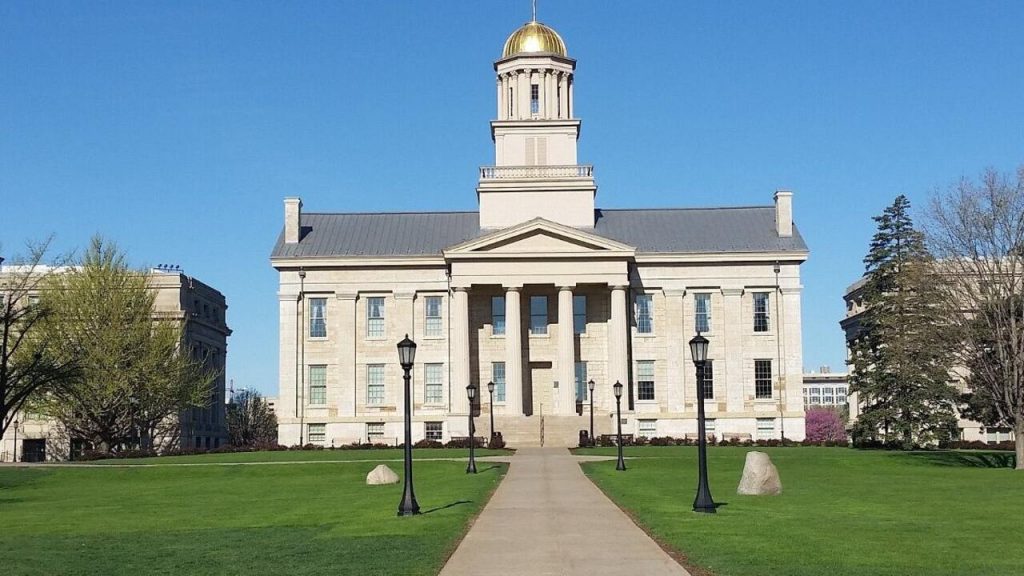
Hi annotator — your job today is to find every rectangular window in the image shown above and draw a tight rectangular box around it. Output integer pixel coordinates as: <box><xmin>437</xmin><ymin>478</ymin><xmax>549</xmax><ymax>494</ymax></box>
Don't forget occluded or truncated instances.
<box><xmin>530</xmin><ymin>84</ymin><xmax>539</xmax><ymax>114</ymax></box>
<box><xmin>367</xmin><ymin>297</ymin><xmax>385</xmax><ymax>338</ymax></box>
<box><xmin>424</xmin><ymin>296</ymin><xmax>443</xmax><ymax>337</ymax></box>
<box><xmin>636</xmin><ymin>294</ymin><xmax>653</xmax><ymax>334</ymax></box>
<box><xmin>694</xmin><ymin>293</ymin><xmax>711</xmax><ymax>333</ymax></box>
<box><xmin>575</xmin><ymin>362</ymin><xmax>588</xmax><ymax>402</ymax></box>
<box><xmin>573</xmin><ymin>295</ymin><xmax>587</xmax><ymax>334</ymax></box>
<box><xmin>309</xmin><ymin>298</ymin><xmax>327</xmax><ymax>338</ymax></box>
<box><xmin>822</xmin><ymin>387</ymin><xmax>835</xmax><ymax>405</ymax></box>
<box><xmin>755</xmin><ymin>360</ymin><xmax>773</xmax><ymax>399</ymax></box>
<box><xmin>492</xmin><ymin>296</ymin><xmax>506</xmax><ymax>335</ymax></box>
<box><xmin>530</xmin><ymin>295</ymin><xmax>548</xmax><ymax>335</ymax></box>
<box><xmin>757</xmin><ymin>418</ymin><xmax>775</xmax><ymax>440</ymax></box>
<box><xmin>307</xmin><ymin>423</ymin><xmax>325</xmax><ymax>444</ymax></box>
<box><xmin>698</xmin><ymin>360</ymin><xmax>714</xmax><ymax>400</ymax></box>
<box><xmin>492</xmin><ymin>362</ymin><xmax>506</xmax><ymax>402</ymax></box>
<box><xmin>809</xmin><ymin>386</ymin><xmax>821</xmax><ymax>405</ymax></box>
<box><xmin>367</xmin><ymin>422</ymin><xmax>384</xmax><ymax>442</ymax></box>
<box><xmin>638</xmin><ymin>419</ymin><xmax>657</xmax><ymax>438</ymax></box>
<box><xmin>637</xmin><ymin>360</ymin><xmax>655</xmax><ymax>401</ymax></box>
<box><xmin>836</xmin><ymin>386</ymin><xmax>848</xmax><ymax>405</ymax></box>
<box><xmin>425</xmin><ymin>422</ymin><xmax>443</xmax><ymax>441</ymax></box>
<box><xmin>308</xmin><ymin>365</ymin><xmax>327</xmax><ymax>405</ymax></box>
<box><xmin>753</xmin><ymin>292</ymin><xmax>770</xmax><ymax>332</ymax></box>
<box><xmin>425</xmin><ymin>363</ymin><xmax>443</xmax><ymax>404</ymax></box>
<box><xmin>367</xmin><ymin>364</ymin><xmax>385</xmax><ymax>405</ymax></box>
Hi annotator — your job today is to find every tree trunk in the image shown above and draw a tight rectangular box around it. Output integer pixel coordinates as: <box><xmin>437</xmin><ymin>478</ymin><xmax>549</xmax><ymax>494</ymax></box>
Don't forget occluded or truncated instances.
<box><xmin>1016</xmin><ymin>416</ymin><xmax>1023</xmax><ymax>471</ymax></box>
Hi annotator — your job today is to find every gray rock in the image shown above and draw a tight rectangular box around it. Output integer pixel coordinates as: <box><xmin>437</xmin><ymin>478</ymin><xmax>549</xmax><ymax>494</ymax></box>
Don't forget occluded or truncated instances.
<box><xmin>736</xmin><ymin>451</ymin><xmax>782</xmax><ymax>495</ymax></box>
<box><xmin>366</xmin><ymin>464</ymin><xmax>400</xmax><ymax>485</ymax></box>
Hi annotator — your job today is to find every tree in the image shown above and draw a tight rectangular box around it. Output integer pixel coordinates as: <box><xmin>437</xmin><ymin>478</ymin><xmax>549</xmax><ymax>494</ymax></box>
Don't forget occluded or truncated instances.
<box><xmin>804</xmin><ymin>408</ymin><xmax>847</xmax><ymax>443</ymax></box>
<box><xmin>0</xmin><ymin>238</ymin><xmax>80</xmax><ymax>441</ymax></box>
<box><xmin>226</xmin><ymin>388</ymin><xmax>278</xmax><ymax>447</ymax></box>
<box><xmin>848</xmin><ymin>195</ymin><xmax>960</xmax><ymax>448</ymax></box>
<box><xmin>926</xmin><ymin>166</ymin><xmax>1024</xmax><ymax>469</ymax></box>
<box><xmin>36</xmin><ymin>237</ymin><xmax>214</xmax><ymax>453</ymax></box>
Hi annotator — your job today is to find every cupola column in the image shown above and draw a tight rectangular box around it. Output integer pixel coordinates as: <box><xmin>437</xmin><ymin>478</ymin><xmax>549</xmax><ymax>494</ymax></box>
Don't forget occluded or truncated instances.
<box><xmin>517</xmin><ymin>70</ymin><xmax>529</xmax><ymax>120</ymax></box>
<box><xmin>558</xmin><ymin>73</ymin><xmax>569</xmax><ymax>119</ymax></box>
<box><xmin>545</xmin><ymin>70</ymin><xmax>556</xmax><ymax>119</ymax></box>
<box><xmin>496</xmin><ymin>76</ymin><xmax>503</xmax><ymax>120</ymax></box>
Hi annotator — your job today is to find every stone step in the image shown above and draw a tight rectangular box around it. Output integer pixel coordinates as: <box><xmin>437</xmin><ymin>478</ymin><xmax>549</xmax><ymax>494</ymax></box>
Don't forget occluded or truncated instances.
<box><xmin>489</xmin><ymin>413</ymin><xmax>615</xmax><ymax>447</ymax></box>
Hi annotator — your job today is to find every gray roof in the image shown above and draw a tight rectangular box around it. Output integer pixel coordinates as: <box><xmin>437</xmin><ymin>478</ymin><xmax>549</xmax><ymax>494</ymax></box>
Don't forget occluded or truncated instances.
<box><xmin>270</xmin><ymin>207</ymin><xmax>808</xmax><ymax>259</ymax></box>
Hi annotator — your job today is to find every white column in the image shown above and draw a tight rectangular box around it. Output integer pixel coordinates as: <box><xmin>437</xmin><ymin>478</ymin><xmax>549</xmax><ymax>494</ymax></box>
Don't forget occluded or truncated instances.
<box><xmin>557</xmin><ymin>286</ymin><xmax>576</xmax><ymax>414</ymax></box>
<box><xmin>337</xmin><ymin>292</ymin><xmax>358</xmax><ymax>417</ymax></box>
<box><xmin>608</xmin><ymin>286</ymin><xmax>629</xmax><ymax>408</ymax></box>
<box><xmin>278</xmin><ymin>292</ymin><xmax>300</xmax><ymax>434</ymax></box>
<box><xmin>395</xmin><ymin>292</ymin><xmax>415</xmax><ymax>416</ymax></box>
<box><xmin>558</xmin><ymin>73</ymin><xmax>568</xmax><ymax>119</ymax></box>
<box><xmin>505</xmin><ymin>287</ymin><xmax>523</xmax><ymax>415</ymax></box>
<box><xmin>781</xmin><ymin>286</ymin><xmax>804</xmax><ymax>416</ymax></box>
<box><xmin>722</xmin><ymin>288</ymin><xmax>744</xmax><ymax>412</ymax></box>
<box><xmin>452</xmin><ymin>288</ymin><xmax>470</xmax><ymax>415</ymax></box>
<box><xmin>568</xmin><ymin>76</ymin><xmax>574</xmax><ymax>118</ymax></box>
<box><xmin>545</xmin><ymin>70</ymin><xmax>556</xmax><ymax>119</ymax></box>
<box><xmin>664</xmin><ymin>289</ymin><xmax>686</xmax><ymax>413</ymax></box>
<box><xmin>496</xmin><ymin>75</ymin><xmax>503</xmax><ymax>119</ymax></box>
<box><xmin>518</xmin><ymin>71</ymin><xmax>529</xmax><ymax>120</ymax></box>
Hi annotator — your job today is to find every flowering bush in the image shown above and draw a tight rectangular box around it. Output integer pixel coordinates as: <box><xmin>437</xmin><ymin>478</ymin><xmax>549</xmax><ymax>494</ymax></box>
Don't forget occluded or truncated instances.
<box><xmin>805</xmin><ymin>408</ymin><xmax>848</xmax><ymax>443</ymax></box>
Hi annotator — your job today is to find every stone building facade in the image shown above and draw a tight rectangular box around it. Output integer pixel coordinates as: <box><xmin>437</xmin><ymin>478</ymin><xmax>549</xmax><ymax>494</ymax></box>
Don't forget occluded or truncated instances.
<box><xmin>0</xmin><ymin>267</ymin><xmax>231</xmax><ymax>461</ymax></box>
<box><xmin>271</xmin><ymin>18</ymin><xmax>809</xmax><ymax>447</ymax></box>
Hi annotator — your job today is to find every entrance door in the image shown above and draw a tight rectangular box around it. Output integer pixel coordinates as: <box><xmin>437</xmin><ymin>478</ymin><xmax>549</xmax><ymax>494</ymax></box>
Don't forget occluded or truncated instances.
<box><xmin>21</xmin><ymin>439</ymin><xmax>46</xmax><ymax>463</ymax></box>
<box><xmin>530</xmin><ymin>365</ymin><xmax>553</xmax><ymax>416</ymax></box>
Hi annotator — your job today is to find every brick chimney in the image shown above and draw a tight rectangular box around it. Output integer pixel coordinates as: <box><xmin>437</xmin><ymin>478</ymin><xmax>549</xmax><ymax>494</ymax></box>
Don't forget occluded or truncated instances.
<box><xmin>774</xmin><ymin>190</ymin><xmax>793</xmax><ymax>237</ymax></box>
<box><xmin>284</xmin><ymin>197</ymin><xmax>302</xmax><ymax>244</ymax></box>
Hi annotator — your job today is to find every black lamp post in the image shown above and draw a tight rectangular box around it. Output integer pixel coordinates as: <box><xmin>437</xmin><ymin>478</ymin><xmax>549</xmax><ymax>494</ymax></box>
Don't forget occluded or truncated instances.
<box><xmin>396</xmin><ymin>335</ymin><xmax>420</xmax><ymax>516</ymax></box>
<box><xmin>487</xmin><ymin>380</ymin><xmax>495</xmax><ymax>441</ymax></box>
<box><xmin>587</xmin><ymin>379</ymin><xmax>596</xmax><ymax>446</ymax></box>
<box><xmin>689</xmin><ymin>332</ymin><xmax>716</xmax><ymax>514</ymax></box>
<box><xmin>12</xmin><ymin>419</ymin><xmax>19</xmax><ymax>463</ymax></box>
<box><xmin>613</xmin><ymin>381</ymin><xmax>626</xmax><ymax>471</ymax></box>
<box><xmin>466</xmin><ymin>383</ymin><xmax>478</xmax><ymax>474</ymax></box>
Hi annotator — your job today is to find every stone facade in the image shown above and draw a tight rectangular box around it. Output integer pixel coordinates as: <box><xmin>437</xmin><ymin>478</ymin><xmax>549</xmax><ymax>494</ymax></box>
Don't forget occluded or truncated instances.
<box><xmin>271</xmin><ymin>19</ymin><xmax>809</xmax><ymax>447</ymax></box>
<box><xmin>0</xmin><ymin>267</ymin><xmax>231</xmax><ymax>461</ymax></box>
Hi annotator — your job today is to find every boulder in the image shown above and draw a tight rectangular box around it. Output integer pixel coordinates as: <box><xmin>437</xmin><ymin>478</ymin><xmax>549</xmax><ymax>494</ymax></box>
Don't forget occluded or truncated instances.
<box><xmin>366</xmin><ymin>464</ymin><xmax>400</xmax><ymax>486</ymax></box>
<box><xmin>736</xmin><ymin>451</ymin><xmax>782</xmax><ymax>495</ymax></box>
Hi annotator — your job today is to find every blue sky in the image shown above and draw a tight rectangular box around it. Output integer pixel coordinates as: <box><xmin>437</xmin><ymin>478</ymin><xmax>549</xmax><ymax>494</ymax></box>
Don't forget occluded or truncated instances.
<box><xmin>3</xmin><ymin>1</ymin><xmax>1023</xmax><ymax>395</ymax></box>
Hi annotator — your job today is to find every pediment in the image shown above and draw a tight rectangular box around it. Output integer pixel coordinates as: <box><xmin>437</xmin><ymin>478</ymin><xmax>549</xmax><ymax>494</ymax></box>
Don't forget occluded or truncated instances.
<box><xmin>444</xmin><ymin>218</ymin><xmax>635</xmax><ymax>259</ymax></box>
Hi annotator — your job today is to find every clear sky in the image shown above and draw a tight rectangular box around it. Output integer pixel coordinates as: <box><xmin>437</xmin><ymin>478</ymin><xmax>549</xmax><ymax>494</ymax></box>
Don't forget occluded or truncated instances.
<box><xmin>3</xmin><ymin>1</ymin><xmax>1023</xmax><ymax>395</ymax></box>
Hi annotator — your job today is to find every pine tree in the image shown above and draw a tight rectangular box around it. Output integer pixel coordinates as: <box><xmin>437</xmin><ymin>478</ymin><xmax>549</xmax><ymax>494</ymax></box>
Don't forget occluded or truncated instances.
<box><xmin>848</xmin><ymin>195</ymin><xmax>959</xmax><ymax>448</ymax></box>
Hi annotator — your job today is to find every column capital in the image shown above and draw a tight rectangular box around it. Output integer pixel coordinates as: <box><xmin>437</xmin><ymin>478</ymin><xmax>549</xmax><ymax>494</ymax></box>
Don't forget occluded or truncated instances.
<box><xmin>610</xmin><ymin>285</ymin><xmax>629</xmax><ymax>292</ymax></box>
<box><xmin>557</xmin><ymin>284</ymin><xmax>576</xmax><ymax>291</ymax></box>
<box><xmin>394</xmin><ymin>291</ymin><xmax>415</xmax><ymax>301</ymax></box>
<box><xmin>278</xmin><ymin>292</ymin><xmax>300</xmax><ymax>302</ymax></box>
<box><xmin>336</xmin><ymin>291</ymin><xmax>358</xmax><ymax>301</ymax></box>
<box><xmin>454</xmin><ymin>286</ymin><xmax>470</xmax><ymax>293</ymax></box>
<box><xmin>663</xmin><ymin>288</ymin><xmax>687</xmax><ymax>298</ymax></box>
<box><xmin>504</xmin><ymin>285</ymin><xmax>523</xmax><ymax>292</ymax></box>
<box><xmin>721</xmin><ymin>287</ymin><xmax>744</xmax><ymax>297</ymax></box>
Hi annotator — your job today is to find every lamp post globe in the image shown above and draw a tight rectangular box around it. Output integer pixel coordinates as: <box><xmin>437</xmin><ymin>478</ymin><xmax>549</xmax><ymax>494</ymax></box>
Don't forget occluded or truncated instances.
<box><xmin>689</xmin><ymin>332</ymin><xmax>716</xmax><ymax>514</ymax></box>
<box><xmin>613</xmin><ymin>381</ymin><xmax>626</xmax><ymax>471</ymax></box>
<box><xmin>486</xmin><ymin>380</ymin><xmax>496</xmax><ymax>442</ymax></box>
<box><xmin>396</xmin><ymin>335</ymin><xmax>420</xmax><ymax>516</ymax></box>
<box><xmin>587</xmin><ymin>379</ymin><xmax>596</xmax><ymax>446</ymax></box>
<box><xmin>466</xmin><ymin>383</ymin><xmax>478</xmax><ymax>474</ymax></box>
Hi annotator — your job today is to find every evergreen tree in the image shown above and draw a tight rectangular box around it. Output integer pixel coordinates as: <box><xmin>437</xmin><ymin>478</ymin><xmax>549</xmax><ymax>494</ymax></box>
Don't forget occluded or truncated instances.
<box><xmin>848</xmin><ymin>195</ymin><xmax>959</xmax><ymax>448</ymax></box>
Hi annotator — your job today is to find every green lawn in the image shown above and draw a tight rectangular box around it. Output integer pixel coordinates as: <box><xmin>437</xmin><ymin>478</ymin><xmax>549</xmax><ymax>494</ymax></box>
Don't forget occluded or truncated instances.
<box><xmin>577</xmin><ymin>447</ymin><xmax>1022</xmax><ymax>576</ymax></box>
<box><xmin>86</xmin><ymin>447</ymin><xmax>514</xmax><ymax>465</ymax></box>
<box><xmin>0</xmin><ymin>454</ymin><xmax>507</xmax><ymax>575</ymax></box>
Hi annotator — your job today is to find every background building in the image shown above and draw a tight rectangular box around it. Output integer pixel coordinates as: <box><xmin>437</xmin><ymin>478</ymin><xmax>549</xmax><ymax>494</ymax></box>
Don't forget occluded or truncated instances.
<box><xmin>271</xmin><ymin>18</ymin><xmax>809</xmax><ymax>447</ymax></box>
<box><xmin>0</xmin><ymin>266</ymin><xmax>231</xmax><ymax>461</ymax></box>
<box><xmin>802</xmin><ymin>367</ymin><xmax>848</xmax><ymax>409</ymax></box>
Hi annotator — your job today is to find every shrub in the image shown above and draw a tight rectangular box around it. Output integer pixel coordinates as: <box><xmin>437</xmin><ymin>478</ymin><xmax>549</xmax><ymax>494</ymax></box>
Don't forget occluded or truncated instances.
<box><xmin>414</xmin><ymin>439</ymin><xmax>443</xmax><ymax>449</ymax></box>
<box><xmin>488</xmin><ymin>433</ymin><xmax>507</xmax><ymax>450</ymax></box>
<box><xmin>805</xmin><ymin>408</ymin><xmax>848</xmax><ymax>443</ymax></box>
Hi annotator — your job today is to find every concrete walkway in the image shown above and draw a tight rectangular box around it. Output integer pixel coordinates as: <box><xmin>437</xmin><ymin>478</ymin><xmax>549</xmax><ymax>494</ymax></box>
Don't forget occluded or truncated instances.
<box><xmin>440</xmin><ymin>447</ymin><xmax>690</xmax><ymax>576</ymax></box>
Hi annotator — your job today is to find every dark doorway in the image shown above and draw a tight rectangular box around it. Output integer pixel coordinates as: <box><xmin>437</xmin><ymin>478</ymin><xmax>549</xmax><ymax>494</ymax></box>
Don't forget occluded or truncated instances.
<box><xmin>21</xmin><ymin>439</ymin><xmax>46</xmax><ymax>463</ymax></box>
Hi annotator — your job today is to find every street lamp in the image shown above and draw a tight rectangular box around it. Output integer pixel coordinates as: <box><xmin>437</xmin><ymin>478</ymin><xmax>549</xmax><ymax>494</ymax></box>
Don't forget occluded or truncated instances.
<box><xmin>466</xmin><ymin>383</ymin><xmax>478</xmax><ymax>474</ymax></box>
<box><xmin>613</xmin><ymin>381</ymin><xmax>626</xmax><ymax>471</ymax></box>
<box><xmin>587</xmin><ymin>379</ymin><xmax>596</xmax><ymax>446</ymax></box>
<box><xmin>689</xmin><ymin>332</ymin><xmax>716</xmax><ymax>514</ymax></box>
<box><xmin>12</xmin><ymin>419</ymin><xmax>19</xmax><ymax>463</ymax></box>
<box><xmin>487</xmin><ymin>381</ymin><xmax>496</xmax><ymax>442</ymax></box>
<box><xmin>396</xmin><ymin>335</ymin><xmax>420</xmax><ymax>516</ymax></box>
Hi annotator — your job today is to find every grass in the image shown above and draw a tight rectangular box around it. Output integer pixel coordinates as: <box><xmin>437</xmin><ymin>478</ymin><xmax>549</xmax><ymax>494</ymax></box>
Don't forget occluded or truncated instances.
<box><xmin>0</xmin><ymin>453</ymin><xmax>507</xmax><ymax>575</ymax></box>
<box><xmin>85</xmin><ymin>448</ymin><xmax>514</xmax><ymax>465</ymax></box>
<box><xmin>577</xmin><ymin>446</ymin><xmax>1023</xmax><ymax>576</ymax></box>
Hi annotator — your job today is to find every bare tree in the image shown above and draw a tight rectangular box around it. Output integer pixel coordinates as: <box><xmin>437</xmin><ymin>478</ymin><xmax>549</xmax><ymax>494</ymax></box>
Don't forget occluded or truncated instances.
<box><xmin>0</xmin><ymin>238</ymin><xmax>80</xmax><ymax>440</ymax></box>
<box><xmin>226</xmin><ymin>388</ymin><xmax>278</xmax><ymax>447</ymax></box>
<box><xmin>926</xmin><ymin>165</ymin><xmax>1024</xmax><ymax>469</ymax></box>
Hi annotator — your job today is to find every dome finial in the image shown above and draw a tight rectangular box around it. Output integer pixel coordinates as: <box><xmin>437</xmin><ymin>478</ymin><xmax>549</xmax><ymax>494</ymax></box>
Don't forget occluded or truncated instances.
<box><xmin>531</xmin><ymin>0</ymin><xmax>537</xmax><ymax>22</ymax></box>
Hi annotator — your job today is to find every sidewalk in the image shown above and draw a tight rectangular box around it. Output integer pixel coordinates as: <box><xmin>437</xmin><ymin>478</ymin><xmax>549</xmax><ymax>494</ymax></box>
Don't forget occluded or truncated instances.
<box><xmin>440</xmin><ymin>447</ymin><xmax>690</xmax><ymax>576</ymax></box>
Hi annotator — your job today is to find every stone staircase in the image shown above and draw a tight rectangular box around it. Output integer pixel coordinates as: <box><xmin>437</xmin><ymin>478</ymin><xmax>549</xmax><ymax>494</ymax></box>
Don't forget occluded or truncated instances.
<box><xmin>492</xmin><ymin>411</ymin><xmax>614</xmax><ymax>447</ymax></box>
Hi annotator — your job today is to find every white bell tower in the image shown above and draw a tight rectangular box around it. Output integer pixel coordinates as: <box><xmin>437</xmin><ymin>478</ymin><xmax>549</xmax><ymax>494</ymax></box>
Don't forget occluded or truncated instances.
<box><xmin>477</xmin><ymin>18</ymin><xmax>597</xmax><ymax>229</ymax></box>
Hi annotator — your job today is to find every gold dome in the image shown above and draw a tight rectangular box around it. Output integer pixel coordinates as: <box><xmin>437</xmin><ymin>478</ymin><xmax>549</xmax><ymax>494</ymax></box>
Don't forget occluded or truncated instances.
<box><xmin>501</xmin><ymin>21</ymin><xmax>567</xmax><ymax>58</ymax></box>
